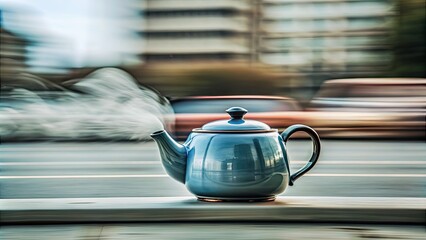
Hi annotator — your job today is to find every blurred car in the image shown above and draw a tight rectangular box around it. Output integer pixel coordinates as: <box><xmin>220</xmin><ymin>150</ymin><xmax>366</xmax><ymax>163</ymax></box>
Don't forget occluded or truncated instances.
<box><xmin>309</xmin><ymin>78</ymin><xmax>426</xmax><ymax>112</ymax></box>
<box><xmin>170</xmin><ymin>95</ymin><xmax>305</xmax><ymax>140</ymax></box>
<box><xmin>308</xmin><ymin>78</ymin><xmax>426</xmax><ymax>139</ymax></box>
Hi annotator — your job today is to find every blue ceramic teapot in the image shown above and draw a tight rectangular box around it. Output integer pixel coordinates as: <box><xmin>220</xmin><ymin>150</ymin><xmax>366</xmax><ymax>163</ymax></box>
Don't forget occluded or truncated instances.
<box><xmin>151</xmin><ymin>107</ymin><xmax>321</xmax><ymax>201</ymax></box>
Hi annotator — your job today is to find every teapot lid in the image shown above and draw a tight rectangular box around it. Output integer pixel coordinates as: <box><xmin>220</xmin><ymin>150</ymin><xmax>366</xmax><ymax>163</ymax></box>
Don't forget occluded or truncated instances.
<box><xmin>197</xmin><ymin>107</ymin><xmax>272</xmax><ymax>132</ymax></box>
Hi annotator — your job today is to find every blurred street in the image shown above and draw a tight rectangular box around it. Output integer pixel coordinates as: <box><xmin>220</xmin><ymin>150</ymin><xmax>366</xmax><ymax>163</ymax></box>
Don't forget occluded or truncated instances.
<box><xmin>1</xmin><ymin>223</ymin><xmax>425</xmax><ymax>240</ymax></box>
<box><xmin>1</xmin><ymin>140</ymin><xmax>425</xmax><ymax>199</ymax></box>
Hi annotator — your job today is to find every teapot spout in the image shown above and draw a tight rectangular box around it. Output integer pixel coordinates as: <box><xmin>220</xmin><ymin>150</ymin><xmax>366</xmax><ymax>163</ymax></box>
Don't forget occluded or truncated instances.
<box><xmin>151</xmin><ymin>130</ymin><xmax>187</xmax><ymax>184</ymax></box>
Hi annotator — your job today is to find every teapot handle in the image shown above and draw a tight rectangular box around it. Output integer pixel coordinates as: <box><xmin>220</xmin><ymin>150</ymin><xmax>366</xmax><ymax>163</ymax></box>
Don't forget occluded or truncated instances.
<box><xmin>281</xmin><ymin>124</ymin><xmax>321</xmax><ymax>186</ymax></box>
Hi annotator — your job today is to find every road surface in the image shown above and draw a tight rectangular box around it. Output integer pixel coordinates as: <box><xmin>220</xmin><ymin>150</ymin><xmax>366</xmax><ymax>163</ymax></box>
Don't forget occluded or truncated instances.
<box><xmin>2</xmin><ymin>223</ymin><xmax>425</xmax><ymax>240</ymax></box>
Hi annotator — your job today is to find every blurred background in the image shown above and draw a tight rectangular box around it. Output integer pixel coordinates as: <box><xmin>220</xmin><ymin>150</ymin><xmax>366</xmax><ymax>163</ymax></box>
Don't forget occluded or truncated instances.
<box><xmin>0</xmin><ymin>1</ymin><xmax>425</xmax><ymax>238</ymax></box>
<box><xmin>0</xmin><ymin>0</ymin><xmax>425</xmax><ymax>141</ymax></box>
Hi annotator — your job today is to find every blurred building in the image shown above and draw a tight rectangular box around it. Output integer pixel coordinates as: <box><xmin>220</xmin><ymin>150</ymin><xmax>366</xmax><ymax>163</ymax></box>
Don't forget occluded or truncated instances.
<box><xmin>138</xmin><ymin>0</ymin><xmax>396</xmax><ymax>70</ymax></box>
<box><xmin>3</xmin><ymin>1</ymin><xmax>415</xmax><ymax>99</ymax></box>
<box><xmin>137</xmin><ymin>0</ymin><xmax>398</xmax><ymax>95</ymax></box>
<box><xmin>139</xmin><ymin>0</ymin><xmax>254</xmax><ymax>62</ymax></box>
<box><xmin>0</xmin><ymin>10</ymin><xmax>29</xmax><ymax>81</ymax></box>
<box><xmin>260</xmin><ymin>0</ymin><xmax>396</xmax><ymax>82</ymax></box>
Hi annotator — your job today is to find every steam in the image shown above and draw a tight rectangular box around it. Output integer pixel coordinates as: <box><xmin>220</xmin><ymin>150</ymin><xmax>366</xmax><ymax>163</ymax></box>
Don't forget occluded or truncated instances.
<box><xmin>0</xmin><ymin>68</ymin><xmax>173</xmax><ymax>141</ymax></box>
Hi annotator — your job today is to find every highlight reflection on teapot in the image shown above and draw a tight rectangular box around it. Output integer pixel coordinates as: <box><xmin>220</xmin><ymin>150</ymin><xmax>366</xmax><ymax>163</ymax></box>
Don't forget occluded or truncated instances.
<box><xmin>151</xmin><ymin>107</ymin><xmax>321</xmax><ymax>201</ymax></box>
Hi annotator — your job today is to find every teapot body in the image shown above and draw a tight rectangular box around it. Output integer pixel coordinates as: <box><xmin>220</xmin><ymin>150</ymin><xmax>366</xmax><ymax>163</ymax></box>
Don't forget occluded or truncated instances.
<box><xmin>184</xmin><ymin>131</ymin><xmax>290</xmax><ymax>201</ymax></box>
<box><xmin>151</xmin><ymin>107</ymin><xmax>321</xmax><ymax>202</ymax></box>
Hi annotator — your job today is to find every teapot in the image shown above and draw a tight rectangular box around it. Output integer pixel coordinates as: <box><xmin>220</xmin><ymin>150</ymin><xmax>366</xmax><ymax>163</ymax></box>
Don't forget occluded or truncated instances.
<box><xmin>151</xmin><ymin>107</ymin><xmax>321</xmax><ymax>201</ymax></box>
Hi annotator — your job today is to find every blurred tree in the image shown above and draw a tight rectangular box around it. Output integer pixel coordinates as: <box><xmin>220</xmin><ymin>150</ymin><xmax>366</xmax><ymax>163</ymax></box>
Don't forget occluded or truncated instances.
<box><xmin>131</xmin><ymin>64</ymin><xmax>283</xmax><ymax>97</ymax></box>
<box><xmin>394</xmin><ymin>0</ymin><xmax>426</xmax><ymax>77</ymax></box>
<box><xmin>183</xmin><ymin>66</ymin><xmax>278</xmax><ymax>96</ymax></box>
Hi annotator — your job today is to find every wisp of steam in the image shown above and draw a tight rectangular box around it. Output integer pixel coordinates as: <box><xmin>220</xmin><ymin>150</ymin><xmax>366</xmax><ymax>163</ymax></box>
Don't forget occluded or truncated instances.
<box><xmin>0</xmin><ymin>68</ymin><xmax>174</xmax><ymax>141</ymax></box>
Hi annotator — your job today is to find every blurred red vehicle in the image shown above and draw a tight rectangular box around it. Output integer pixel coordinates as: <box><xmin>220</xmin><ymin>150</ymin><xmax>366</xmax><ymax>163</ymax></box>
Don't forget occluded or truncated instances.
<box><xmin>170</xmin><ymin>95</ymin><xmax>305</xmax><ymax>140</ymax></box>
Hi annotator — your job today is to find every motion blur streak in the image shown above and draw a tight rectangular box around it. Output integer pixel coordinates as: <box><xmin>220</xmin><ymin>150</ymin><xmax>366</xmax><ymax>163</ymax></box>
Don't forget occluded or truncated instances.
<box><xmin>0</xmin><ymin>68</ymin><xmax>173</xmax><ymax>141</ymax></box>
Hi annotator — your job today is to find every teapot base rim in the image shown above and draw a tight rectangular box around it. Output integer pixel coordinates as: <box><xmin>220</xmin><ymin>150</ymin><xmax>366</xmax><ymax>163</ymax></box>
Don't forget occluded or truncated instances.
<box><xmin>197</xmin><ymin>195</ymin><xmax>276</xmax><ymax>202</ymax></box>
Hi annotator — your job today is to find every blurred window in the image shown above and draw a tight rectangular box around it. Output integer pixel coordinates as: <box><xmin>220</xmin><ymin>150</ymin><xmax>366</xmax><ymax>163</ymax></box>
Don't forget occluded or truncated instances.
<box><xmin>312</xmin><ymin>20</ymin><xmax>326</xmax><ymax>31</ymax></box>
<box><xmin>347</xmin><ymin>17</ymin><xmax>389</xmax><ymax>30</ymax></box>
<box><xmin>264</xmin><ymin>38</ymin><xmax>293</xmax><ymax>48</ymax></box>
<box><xmin>146</xmin><ymin>9</ymin><xmax>236</xmax><ymax>18</ymax></box>
<box><xmin>313</xmin><ymin>2</ymin><xmax>338</xmax><ymax>17</ymax></box>
<box><xmin>345</xmin><ymin>36</ymin><xmax>387</xmax><ymax>46</ymax></box>
<box><xmin>260</xmin><ymin>52</ymin><xmax>312</xmax><ymax>65</ymax></box>
<box><xmin>344</xmin><ymin>1</ymin><xmax>392</xmax><ymax>16</ymax></box>
<box><xmin>146</xmin><ymin>31</ymin><xmax>235</xmax><ymax>38</ymax></box>
<box><xmin>172</xmin><ymin>99</ymin><xmax>300</xmax><ymax>113</ymax></box>
<box><xmin>265</xmin><ymin>37</ymin><xmax>346</xmax><ymax>50</ymax></box>
<box><xmin>312</xmin><ymin>37</ymin><xmax>324</xmax><ymax>48</ymax></box>
<box><xmin>346</xmin><ymin>50</ymin><xmax>392</xmax><ymax>64</ymax></box>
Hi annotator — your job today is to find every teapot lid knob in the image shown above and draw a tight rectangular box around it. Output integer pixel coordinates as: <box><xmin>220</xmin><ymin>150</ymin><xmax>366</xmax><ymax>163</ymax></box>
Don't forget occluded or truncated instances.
<box><xmin>226</xmin><ymin>107</ymin><xmax>247</xmax><ymax>120</ymax></box>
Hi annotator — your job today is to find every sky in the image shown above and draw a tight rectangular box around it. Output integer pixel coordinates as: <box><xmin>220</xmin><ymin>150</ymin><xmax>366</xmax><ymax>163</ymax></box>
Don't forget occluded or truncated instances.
<box><xmin>0</xmin><ymin>0</ymin><xmax>143</xmax><ymax>72</ymax></box>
